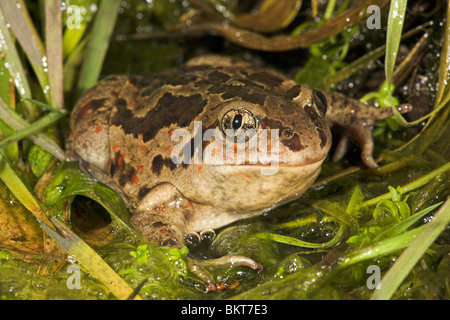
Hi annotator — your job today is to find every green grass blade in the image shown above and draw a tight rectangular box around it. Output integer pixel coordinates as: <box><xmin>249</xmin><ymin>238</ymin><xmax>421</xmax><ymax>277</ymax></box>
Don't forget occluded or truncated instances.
<box><xmin>374</xmin><ymin>202</ymin><xmax>443</xmax><ymax>240</ymax></box>
<box><xmin>0</xmin><ymin>111</ymin><xmax>62</xmax><ymax>149</ymax></box>
<box><xmin>434</xmin><ymin>3</ymin><xmax>450</xmax><ymax>107</ymax></box>
<box><xmin>371</xmin><ymin>198</ymin><xmax>450</xmax><ymax>300</ymax></box>
<box><xmin>384</xmin><ymin>0</ymin><xmax>409</xmax><ymax>126</ymax></box>
<box><xmin>0</xmin><ymin>10</ymin><xmax>34</xmax><ymax>117</ymax></box>
<box><xmin>0</xmin><ymin>151</ymin><xmax>54</xmax><ymax>228</ymax></box>
<box><xmin>43</xmin><ymin>217</ymin><xmax>142</xmax><ymax>300</ymax></box>
<box><xmin>339</xmin><ymin>226</ymin><xmax>424</xmax><ymax>268</ymax></box>
<box><xmin>0</xmin><ymin>0</ymin><xmax>49</xmax><ymax>102</ymax></box>
<box><xmin>361</xmin><ymin>161</ymin><xmax>450</xmax><ymax>208</ymax></box>
<box><xmin>44</xmin><ymin>0</ymin><xmax>64</xmax><ymax>110</ymax></box>
<box><xmin>256</xmin><ymin>223</ymin><xmax>345</xmax><ymax>249</ymax></box>
<box><xmin>77</xmin><ymin>0</ymin><xmax>121</xmax><ymax>97</ymax></box>
<box><xmin>0</xmin><ymin>97</ymin><xmax>65</xmax><ymax>160</ymax></box>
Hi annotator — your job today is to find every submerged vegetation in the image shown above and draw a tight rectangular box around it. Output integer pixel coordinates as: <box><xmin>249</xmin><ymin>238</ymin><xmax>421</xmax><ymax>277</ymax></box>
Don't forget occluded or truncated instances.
<box><xmin>0</xmin><ymin>0</ymin><xmax>448</xmax><ymax>300</ymax></box>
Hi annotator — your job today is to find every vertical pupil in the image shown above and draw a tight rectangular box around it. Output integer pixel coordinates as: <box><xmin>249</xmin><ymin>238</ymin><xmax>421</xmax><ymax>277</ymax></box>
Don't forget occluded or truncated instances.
<box><xmin>232</xmin><ymin>114</ymin><xmax>243</xmax><ymax>130</ymax></box>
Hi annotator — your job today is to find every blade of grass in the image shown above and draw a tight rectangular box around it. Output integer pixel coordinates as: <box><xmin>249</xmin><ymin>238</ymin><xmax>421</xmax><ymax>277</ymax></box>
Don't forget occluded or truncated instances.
<box><xmin>384</xmin><ymin>0</ymin><xmax>409</xmax><ymax>126</ymax></box>
<box><xmin>43</xmin><ymin>217</ymin><xmax>142</xmax><ymax>300</ymax></box>
<box><xmin>397</xmin><ymin>2</ymin><xmax>450</xmax><ymax>154</ymax></box>
<box><xmin>256</xmin><ymin>223</ymin><xmax>345</xmax><ymax>249</ymax></box>
<box><xmin>371</xmin><ymin>198</ymin><xmax>450</xmax><ymax>300</ymax></box>
<box><xmin>77</xmin><ymin>0</ymin><xmax>121</xmax><ymax>97</ymax></box>
<box><xmin>0</xmin><ymin>110</ymin><xmax>62</xmax><ymax>148</ymax></box>
<box><xmin>0</xmin><ymin>0</ymin><xmax>50</xmax><ymax>102</ymax></box>
<box><xmin>434</xmin><ymin>2</ymin><xmax>450</xmax><ymax>107</ymax></box>
<box><xmin>0</xmin><ymin>10</ymin><xmax>34</xmax><ymax>117</ymax></box>
<box><xmin>339</xmin><ymin>226</ymin><xmax>424</xmax><ymax>268</ymax></box>
<box><xmin>44</xmin><ymin>0</ymin><xmax>64</xmax><ymax>110</ymax></box>
<box><xmin>361</xmin><ymin>161</ymin><xmax>450</xmax><ymax>208</ymax></box>
<box><xmin>373</xmin><ymin>202</ymin><xmax>443</xmax><ymax>240</ymax></box>
<box><xmin>0</xmin><ymin>97</ymin><xmax>65</xmax><ymax>160</ymax></box>
<box><xmin>0</xmin><ymin>151</ymin><xmax>54</xmax><ymax>228</ymax></box>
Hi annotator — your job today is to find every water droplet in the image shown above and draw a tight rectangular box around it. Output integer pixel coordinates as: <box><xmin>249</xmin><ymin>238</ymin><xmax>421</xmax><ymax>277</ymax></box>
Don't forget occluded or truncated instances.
<box><xmin>41</xmin><ymin>56</ymin><xmax>48</xmax><ymax>68</ymax></box>
<box><xmin>89</xmin><ymin>3</ymin><xmax>97</xmax><ymax>13</ymax></box>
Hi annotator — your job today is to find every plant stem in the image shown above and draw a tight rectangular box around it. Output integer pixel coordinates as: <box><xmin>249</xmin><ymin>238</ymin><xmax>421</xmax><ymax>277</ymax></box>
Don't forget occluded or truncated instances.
<box><xmin>77</xmin><ymin>0</ymin><xmax>121</xmax><ymax>97</ymax></box>
<box><xmin>45</xmin><ymin>0</ymin><xmax>64</xmax><ymax>110</ymax></box>
<box><xmin>0</xmin><ymin>98</ymin><xmax>65</xmax><ymax>160</ymax></box>
<box><xmin>361</xmin><ymin>161</ymin><xmax>450</xmax><ymax>208</ymax></box>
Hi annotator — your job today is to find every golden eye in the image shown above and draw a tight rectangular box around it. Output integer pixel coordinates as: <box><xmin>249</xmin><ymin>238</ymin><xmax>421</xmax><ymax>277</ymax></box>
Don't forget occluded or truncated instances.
<box><xmin>220</xmin><ymin>109</ymin><xmax>258</xmax><ymax>139</ymax></box>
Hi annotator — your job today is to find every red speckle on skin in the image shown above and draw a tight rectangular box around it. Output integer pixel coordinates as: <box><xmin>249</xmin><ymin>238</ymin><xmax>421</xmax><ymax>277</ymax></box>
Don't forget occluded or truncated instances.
<box><xmin>95</xmin><ymin>125</ymin><xmax>103</xmax><ymax>133</ymax></box>
<box><xmin>242</xmin><ymin>174</ymin><xmax>252</xmax><ymax>179</ymax></box>
<box><xmin>80</xmin><ymin>102</ymin><xmax>92</xmax><ymax>116</ymax></box>
<box><xmin>164</xmin><ymin>145</ymin><xmax>171</xmax><ymax>153</ymax></box>
<box><xmin>138</xmin><ymin>165</ymin><xmax>144</xmax><ymax>173</ymax></box>
<box><xmin>117</xmin><ymin>154</ymin><xmax>124</xmax><ymax>166</ymax></box>
<box><xmin>168</xmin><ymin>129</ymin><xmax>174</xmax><ymax>137</ymax></box>
<box><xmin>349</xmin><ymin>107</ymin><xmax>356</xmax><ymax>115</ymax></box>
<box><xmin>113</xmin><ymin>145</ymin><xmax>119</xmax><ymax>152</ymax></box>
<box><xmin>131</xmin><ymin>100</ymin><xmax>136</xmax><ymax>105</ymax></box>
<box><xmin>141</xmin><ymin>145</ymin><xmax>146</xmax><ymax>152</ymax></box>
<box><xmin>131</xmin><ymin>172</ymin><xmax>139</xmax><ymax>184</ymax></box>
<box><xmin>187</xmin><ymin>201</ymin><xmax>193</xmax><ymax>207</ymax></box>
<box><xmin>197</xmin><ymin>165</ymin><xmax>202</xmax><ymax>174</ymax></box>
<box><xmin>158</xmin><ymin>205</ymin><xmax>166</xmax><ymax>212</ymax></box>
<box><xmin>160</xmin><ymin>228</ymin><xmax>169</xmax><ymax>234</ymax></box>
<box><xmin>195</xmin><ymin>114</ymin><xmax>200</xmax><ymax>119</ymax></box>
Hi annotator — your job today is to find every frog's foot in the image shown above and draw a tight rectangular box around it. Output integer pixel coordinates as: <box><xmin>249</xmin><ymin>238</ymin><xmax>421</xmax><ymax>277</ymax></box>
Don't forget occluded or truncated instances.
<box><xmin>187</xmin><ymin>255</ymin><xmax>262</xmax><ymax>292</ymax></box>
<box><xmin>327</xmin><ymin>95</ymin><xmax>412</xmax><ymax>168</ymax></box>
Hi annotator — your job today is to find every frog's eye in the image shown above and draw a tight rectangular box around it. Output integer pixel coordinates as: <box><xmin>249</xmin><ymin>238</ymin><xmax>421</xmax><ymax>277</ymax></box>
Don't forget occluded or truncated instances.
<box><xmin>313</xmin><ymin>90</ymin><xmax>327</xmax><ymax>117</ymax></box>
<box><xmin>221</xmin><ymin>109</ymin><xmax>258</xmax><ymax>140</ymax></box>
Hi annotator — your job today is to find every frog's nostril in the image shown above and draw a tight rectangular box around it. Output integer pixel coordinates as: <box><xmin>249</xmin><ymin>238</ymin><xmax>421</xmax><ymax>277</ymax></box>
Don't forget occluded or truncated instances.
<box><xmin>283</xmin><ymin>128</ymin><xmax>294</xmax><ymax>139</ymax></box>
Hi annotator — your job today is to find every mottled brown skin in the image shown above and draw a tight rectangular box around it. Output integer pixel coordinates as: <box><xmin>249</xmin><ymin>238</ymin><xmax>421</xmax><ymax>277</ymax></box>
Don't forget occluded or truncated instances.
<box><xmin>68</xmin><ymin>55</ymin><xmax>411</xmax><ymax>249</ymax></box>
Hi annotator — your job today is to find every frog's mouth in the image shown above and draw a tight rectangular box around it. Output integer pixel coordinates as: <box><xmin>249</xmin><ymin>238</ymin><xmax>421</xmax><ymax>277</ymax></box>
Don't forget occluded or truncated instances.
<box><xmin>215</xmin><ymin>156</ymin><xmax>325</xmax><ymax>176</ymax></box>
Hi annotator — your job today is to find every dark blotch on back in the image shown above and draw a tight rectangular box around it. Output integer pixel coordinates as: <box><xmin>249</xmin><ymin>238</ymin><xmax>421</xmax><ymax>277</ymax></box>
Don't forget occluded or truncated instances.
<box><xmin>248</xmin><ymin>71</ymin><xmax>284</xmax><ymax>87</ymax></box>
<box><xmin>208</xmin><ymin>71</ymin><xmax>231</xmax><ymax>83</ymax></box>
<box><xmin>210</xmin><ymin>84</ymin><xmax>266</xmax><ymax>105</ymax></box>
<box><xmin>151</xmin><ymin>154</ymin><xmax>177</xmax><ymax>176</ymax></box>
<box><xmin>285</xmin><ymin>85</ymin><xmax>302</xmax><ymax>100</ymax></box>
<box><xmin>111</xmin><ymin>92</ymin><xmax>207</xmax><ymax>143</ymax></box>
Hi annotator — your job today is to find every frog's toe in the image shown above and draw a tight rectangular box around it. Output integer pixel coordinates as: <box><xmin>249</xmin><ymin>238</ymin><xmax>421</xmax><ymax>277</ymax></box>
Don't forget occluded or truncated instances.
<box><xmin>187</xmin><ymin>255</ymin><xmax>262</xmax><ymax>291</ymax></box>
<box><xmin>331</xmin><ymin>134</ymin><xmax>349</xmax><ymax>163</ymax></box>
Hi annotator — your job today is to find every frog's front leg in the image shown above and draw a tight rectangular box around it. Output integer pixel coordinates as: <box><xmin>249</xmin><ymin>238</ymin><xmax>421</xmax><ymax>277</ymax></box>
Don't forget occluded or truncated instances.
<box><xmin>130</xmin><ymin>183</ymin><xmax>189</xmax><ymax>248</ymax></box>
<box><xmin>131</xmin><ymin>183</ymin><xmax>262</xmax><ymax>287</ymax></box>
<box><xmin>324</xmin><ymin>91</ymin><xmax>412</xmax><ymax>168</ymax></box>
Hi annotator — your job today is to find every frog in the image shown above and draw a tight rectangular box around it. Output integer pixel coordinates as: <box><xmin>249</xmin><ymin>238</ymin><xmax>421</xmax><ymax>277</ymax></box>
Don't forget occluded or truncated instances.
<box><xmin>67</xmin><ymin>55</ymin><xmax>411</xmax><ymax>269</ymax></box>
